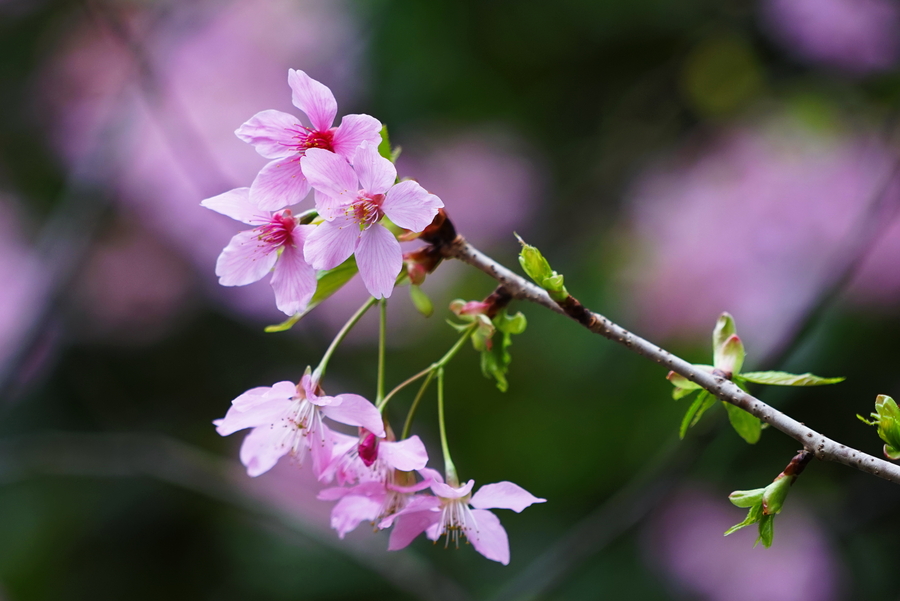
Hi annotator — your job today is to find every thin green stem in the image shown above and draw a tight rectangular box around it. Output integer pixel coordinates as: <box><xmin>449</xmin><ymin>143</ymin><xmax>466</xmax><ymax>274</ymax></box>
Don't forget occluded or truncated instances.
<box><xmin>312</xmin><ymin>296</ymin><xmax>377</xmax><ymax>382</ymax></box>
<box><xmin>376</xmin><ymin>299</ymin><xmax>387</xmax><ymax>405</ymax></box>
<box><xmin>400</xmin><ymin>370</ymin><xmax>435</xmax><ymax>440</ymax></box>
<box><xmin>377</xmin><ymin>325</ymin><xmax>475</xmax><ymax>411</ymax></box>
<box><xmin>437</xmin><ymin>367</ymin><xmax>458</xmax><ymax>486</ymax></box>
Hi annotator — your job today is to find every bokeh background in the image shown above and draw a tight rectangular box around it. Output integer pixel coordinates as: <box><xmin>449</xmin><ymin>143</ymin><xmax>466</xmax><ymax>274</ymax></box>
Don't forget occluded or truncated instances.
<box><xmin>2</xmin><ymin>0</ymin><xmax>900</xmax><ymax>599</ymax></box>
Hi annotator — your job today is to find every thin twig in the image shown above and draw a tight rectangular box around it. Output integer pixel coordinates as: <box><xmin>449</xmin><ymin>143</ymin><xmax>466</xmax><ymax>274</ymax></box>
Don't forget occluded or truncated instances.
<box><xmin>441</xmin><ymin>236</ymin><xmax>900</xmax><ymax>485</ymax></box>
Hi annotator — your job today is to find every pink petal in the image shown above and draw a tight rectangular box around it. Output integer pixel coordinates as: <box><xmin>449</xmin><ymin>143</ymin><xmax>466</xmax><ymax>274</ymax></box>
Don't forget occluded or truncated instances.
<box><xmin>301</xmin><ymin>148</ymin><xmax>358</xmax><ymax>202</ymax></box>
<box><xmin>310</xmin><ymin>421</ymin><xmax>339</xmax><ymax>480</ymax></box>
<box><xmin>467</xmin><ymin>509</ymin><xmax>510</xmax><ymax>565</ymax></box>
<box><xmin>418</xmin><ymin>467</ymin><xmax>444</xmax><ymax>485</ymax></box>
<box><xmin>313</xmin><ymin>188</ymin><xmax>345</xmax><ymax>222</ymax></box>
<box><xmin>320</xmin><ymin>393</ymin><xmax>385</xmax><ymax>437</ymax></box>
<box><xmin>470</xmin><ymin>481</ymin><xmax>546</xmax><ymax>512</ymax></box>
<box><xmin>249</xmin><ymin>157</ymin><xmax>310</xmax><ymax>212</ymax></box>
<box><xmin>356</xmin><ymin>225</ymin><xmax>402</xmax><ymax>299</ymax></box>
<box><xmin>352</xmin><ymin>140</ymin><xmax>396</xmax><ymax>194</ymax></box>
<box><xmin>214</xmin><ymin>400</ymin><xmax>288</xmax><ymax>436</ymax></box>
<box><xmin>388</xmin><ymin>507</ymin><xmax>441</xmax><ymax>551</ymax></box>
<box><xmin>201</xmin><ymin>188</ymin><xmax>270</xmax><ymax>225</ymax></box>
<box><xmin>383</xmin><ymin>181</ymin><xmax>443</xmax><ymax>232</ymax></box>
<box><xmin>332</xmin><ymin>114</ymin><xmax>383</xmax><ymax>159</ymax></box>
<box><xmin>379</xmin><ymin>436</ymin><xmax>428</xmax><ymax>472</ymax></box>
<box><xmin>330</xmin><ymin>495</ymin><xmax>383</xmax><ymax>539</ymax></box>
<box><xmin>288</xmin><ymin>69</ymin><xmax>337</xmax><ymax>132</ymax></box>
<box><xmin>270</xmin><ymin>228</ymin><xmax>317</xmax><ymax>315</ymax></box>
<box><xmin>431</xmin><ymin>479</ymin><xmax>475</xmax><ymax>499</ymax></box>
<box><xmin>303</xmin><ymin>219</ymin><xmax>360</xmax><ymax>270</ymax></box>
<box><xmin>239</xmin><ymin>426</ymin><xmax>290</xmax><ymax>477</ymax></box>
<box><xmin>215</xmin><ymin>229</ymin><xmax>278</xmax><ymax>286</ymax></box>
<box><xmin>235</xmin><ymin>109</ymin><xmax>301</xmax><ymax>159</ymax></box>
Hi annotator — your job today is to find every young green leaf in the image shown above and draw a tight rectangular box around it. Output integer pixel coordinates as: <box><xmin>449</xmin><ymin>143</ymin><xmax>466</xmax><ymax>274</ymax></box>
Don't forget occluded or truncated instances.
<box><xmin>679</xmin><ymin>391</ymin><xmax>716</xmax><ymax>438</ymax></box>
<box><xmin>858</xmin><ymin>394</ymin><xmax>900</xmax><ymax>460</ymax></box>
<box><xmin>737</xmin><ymin>371</ymin><xmax>845</xmax><ymax>386</ymax></box>
<box><xmin>477</xmin><ymin>309</ymin><xmax>527</xmax><ymax>392</ymax></box>
<box><xmin>712</xmin><ymin>313</ymin><xmax>737</xmax><ymax>358</ymax></box>
<box><xmin>515</xmin><ymin>234</ymin><xmax>568</xmax><ymax>300</ymax></box>
<box><xmin>409</xmin><ymin>284</ymin><xmax>434</xmax><ymax>317</ymax></box>
<box><xmin>723</xmin><ymin>402</ymin><xmax>761</xmax><ymax>444</ymax></box>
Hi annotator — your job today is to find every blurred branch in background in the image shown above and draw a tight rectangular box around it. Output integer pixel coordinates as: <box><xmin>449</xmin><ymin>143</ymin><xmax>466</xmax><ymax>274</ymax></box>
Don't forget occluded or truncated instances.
<box><xmin>0</xmin><ymin>432</ymin><xmax>471</xmax><ymax>601</ymax></box>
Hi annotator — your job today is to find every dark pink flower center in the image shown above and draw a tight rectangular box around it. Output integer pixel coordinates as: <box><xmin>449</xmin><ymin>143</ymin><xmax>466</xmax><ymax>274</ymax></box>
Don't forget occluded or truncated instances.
<box><xmin>349</xmin><ymin>192</ymin><xmax>385</xmax><ymax>227</ymax></box>
<box><xmin>288</xmin><ymin>126</ymin><xmax>336</xmax><ymax>154</ymax></box>
<box><xmin>257</xmin><ymin>210</ymin><xmax>296</xmax><ymax>247</ymax></box>
<box><xmin>358</xmin><ymin>431</ymin><xmax>378</xmax><ymax>467</ymax></box>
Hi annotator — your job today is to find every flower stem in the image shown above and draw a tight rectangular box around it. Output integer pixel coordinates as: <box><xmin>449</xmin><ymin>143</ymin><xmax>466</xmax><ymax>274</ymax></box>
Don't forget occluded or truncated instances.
<box><xmin>312</xmin><ymin>296</ymin><xmax>377</xmax><ymax>382</ymax></box>
<box><xmin>376</xmin><ymin>299</ymin><xmax>387</xmax><ymax>405</ymax></box>
<box><xmin>400</xmin><ymin>369</ymin><xmax>435</xmax><ymax>440</ymax></box>
<box><xmin>377</xmin><ymin>325</ymin><xmax>475</xmax><ymax>412</ymax></box>
<box><xmin>437</xmin><ymin>367</ymin><xmax>458</xmax><ymax>486</ymax></box>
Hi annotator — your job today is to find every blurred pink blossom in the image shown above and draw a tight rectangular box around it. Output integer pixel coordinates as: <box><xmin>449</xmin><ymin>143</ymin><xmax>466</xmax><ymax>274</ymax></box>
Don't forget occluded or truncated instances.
<box><xmin>620</xmin><ymin>119</ymin><xmax>900</xmax><ymax>352</ymax></box>
<box><xmin>0</xmin><ymin>198</ymin><xmax>49</xmax><ymax>371</ymax></box>
<box><xmin>761</xmin><ymin>0</ymin><xmax>900</xmax><ymax>73</ymax></box>
<box><xmin>645</xmin><ymin>485</ymin><xmax>841</xmax><ymax>601</ymax></box>
<box><xmin>41</xmin><ymin>0</ymin><xmax>362</xmax><ymax>323</ymax></box>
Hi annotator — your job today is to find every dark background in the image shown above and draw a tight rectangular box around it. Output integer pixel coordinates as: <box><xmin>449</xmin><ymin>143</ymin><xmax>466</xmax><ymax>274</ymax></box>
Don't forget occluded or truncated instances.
<box><xmin>1</xmin><ymin>0</ymin><xmax>900</xmax><ymax>599</ymax></box>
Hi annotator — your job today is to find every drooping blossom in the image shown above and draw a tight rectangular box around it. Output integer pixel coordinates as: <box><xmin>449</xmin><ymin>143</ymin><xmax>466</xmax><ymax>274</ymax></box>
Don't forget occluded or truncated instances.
<box><xmin>201</xmin><ymin>187</ymin><xmax>316</xmax><ymax>315</ymax></box>
<box><xmin>302</xmin><ymin>141</ymin><xmax>444</xmax><ymax>298</ymax></box>
<box><xmin>318</xmin><ymin>433</ymin><xmax>431</xmax><ymax>538</ymax></box>
<box><xmin>388</xmin><ymin>473</ymin><xmax>546</xmax><ymax>565</ymax></box>
<box><xmin>236</xmin><ymin>69</ymin><xmax>382</xmax><ymax>210</ymax></box>
<box><xmin>214</xmin><ymin>373</ymin><xmax>385</xmax><ymax>479</ymax></box>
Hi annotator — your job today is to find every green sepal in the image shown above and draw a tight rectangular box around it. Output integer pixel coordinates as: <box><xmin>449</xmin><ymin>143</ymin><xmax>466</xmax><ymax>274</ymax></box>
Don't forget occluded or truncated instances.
<box><xmin>409</xmin><ymin>284</ymin><xmax>433</xmax><ymax>317</ymax></box>
<box><xmin>737</xmin><ymin>371</ymin><xmax>845</xmax><ymax>386</ymax></box>
<box><xmin>858</xmin><ymin>395</ymin><xmax>900</xmax><ymax>460</ymax></box>
<box><xmin>679</xmin><ymin>391</ymin><xmax>716</xmax><ymax>438</ymax></box>
<box><xmin>723</xmin><ymin>402</ymin><xmax>761</xmax><ymax>444</ymax></box>
<box><xmin>515</xmin><ymin>234</ymin><xmax>568</xmax><ymax>299</ymax></box>
<box><xmin>265</xmin><ymin>257</ymin><xmax>358</xmax><ymax>332</ymax></box>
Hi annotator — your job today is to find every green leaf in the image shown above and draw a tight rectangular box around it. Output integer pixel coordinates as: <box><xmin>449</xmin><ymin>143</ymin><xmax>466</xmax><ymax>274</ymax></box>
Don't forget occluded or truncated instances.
<box><xmin>756</xmin><ymin>514</ymin><xmax>775</xmax><ymax>548</ymax></box>
<box><xmin>672</xmin><ymin>386</ymin><xmax>695</xmax><ymax>401</ymax></box>
<box><xmin>377</xmin><ymin>125</ymin><xmax>393</xmax><ymax>161</ymax></box>
<box><xmin>666</xmin><ymin>366</ymin><xmax>713</xmax><ymax>390</ymax></box>
<box><xmin>478</xmin><ymin>309</ymin><xmax>527</xmax><ymax>392</ymax></box>
<box><xmin>515</xmin><ymin>234</ymin><xmax>568</xmax><ymax>299</ymax></box>
<box><xmin>409</xmin><ymin>284</ymin><xmax>433</xmax><ymax>317</ymax></box>
<box><xmin>723</xmin><ymin>402</ymin><xmax>761</xmax><ymax>444</ymax></box>
<box><xmin>738</xmin><ymin>371</ymin><xmax>845</xmax><ymax>386</ymax></box>
<box><xmin>728</xmin><ymin>487</ymin><xmax>765</xmax><ymax>509</ymax></box>
<box><xmin>679</xmin><ymin>391</ymin><xmax>716</xmax><ymax>438</ymax></box>
<box><xmin>724</xmin><ymin>502</ymin><xmax>763</xmax><ymax>536</ymax></box>
<box><xmin>264</xmin><ymin>257</ymin><xmax>358</xmax><ymax>332</ymax></box>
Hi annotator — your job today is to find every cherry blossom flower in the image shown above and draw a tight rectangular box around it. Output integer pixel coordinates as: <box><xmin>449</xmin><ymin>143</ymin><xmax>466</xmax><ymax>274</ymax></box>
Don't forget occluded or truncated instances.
<box><xmin>318</xmin><ymin>434</ymin><xmax>431</xmax><ymax>538</ymax></box>
<box><xmin>388</xmin><ymin>473</ymin><xmax>545</xmax><ymax>565</ymax></box>
<box><xmin>214</xmin><ymin>373</ymin><xmax>385</xmax><ymax>479</ymax></box>
<box><xmin>236</xmin><ymin>69</ymin><xmax>382</xmax><ymax>211</ymax></box>
<box><xmin>201</xmin><ymin>187</ymin><xmax>317</xmax><ymax>315</ymax></box>
<box><xmin>302</xmin><ymin>141</ymin><xmax>444</xmax><ymax>298</ymax></box>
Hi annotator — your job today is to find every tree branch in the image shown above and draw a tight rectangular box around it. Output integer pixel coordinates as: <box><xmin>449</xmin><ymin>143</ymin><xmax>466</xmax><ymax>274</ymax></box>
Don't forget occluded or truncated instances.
<box><xmin>439</xmin><ymin>235</ymin><xmax>900</xmax><ymax>485</ymax></box>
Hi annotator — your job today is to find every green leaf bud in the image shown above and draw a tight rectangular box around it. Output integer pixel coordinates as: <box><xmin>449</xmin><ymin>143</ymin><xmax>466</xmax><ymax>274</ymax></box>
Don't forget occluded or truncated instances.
<box><xmin>858</xmin><ymin>394</ymin><xmax>900</xmax><ymax>460</ymax></box>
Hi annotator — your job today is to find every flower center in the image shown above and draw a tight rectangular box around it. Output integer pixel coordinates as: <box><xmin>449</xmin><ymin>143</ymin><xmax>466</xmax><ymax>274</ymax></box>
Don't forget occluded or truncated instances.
<box><xmin>347</xmin><ymin>192</ymin><xmax>385</xmax><ymax>228</ymax></box>
<box><xmin>439</xmin><ymin>498</ymin><xmax>477</xmax><ymax>549</ymax></box>
<box><xmin>287</xmin><ymin>126</ymin><xmax>336</xmax><ymax>153</ymax></box>
<box><xmin>257</xmin><ymin>210</ymin><xmax>296</xmax><ymax>247</ymax></box>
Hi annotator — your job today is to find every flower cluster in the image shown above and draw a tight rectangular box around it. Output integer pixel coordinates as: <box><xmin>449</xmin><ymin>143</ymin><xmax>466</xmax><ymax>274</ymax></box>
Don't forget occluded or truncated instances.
<box><xmin>203</xmin><ymin>69</ymin><xmax>443</xmax><ymax>310</ymax></box>
<box><xmin>206</xmin><ymin>71</ymin><xmax>544</xmax><ymax>564</ymax></box>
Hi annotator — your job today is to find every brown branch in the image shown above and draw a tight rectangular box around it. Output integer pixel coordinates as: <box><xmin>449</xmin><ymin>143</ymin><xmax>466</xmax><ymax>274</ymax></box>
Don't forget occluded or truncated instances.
<box><xmin>439</xmin><ymin>234</ymin><xmax>900</xmax><ymax>486</ymax></box>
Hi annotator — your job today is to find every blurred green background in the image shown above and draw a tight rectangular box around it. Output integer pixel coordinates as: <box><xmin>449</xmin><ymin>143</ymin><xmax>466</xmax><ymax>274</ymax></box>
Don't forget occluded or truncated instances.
<box><xmin>2</xmin><ymin>0</ymin><xmax>900</xmax><ymax>599</ymax></box>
